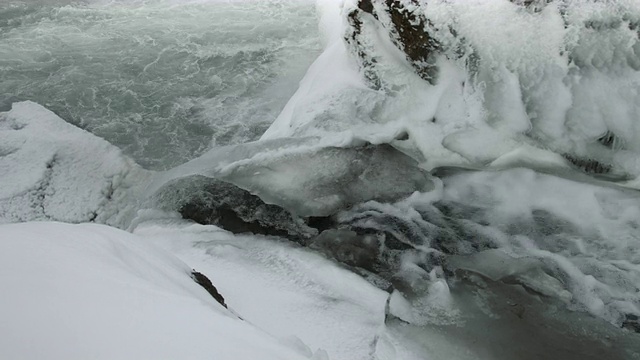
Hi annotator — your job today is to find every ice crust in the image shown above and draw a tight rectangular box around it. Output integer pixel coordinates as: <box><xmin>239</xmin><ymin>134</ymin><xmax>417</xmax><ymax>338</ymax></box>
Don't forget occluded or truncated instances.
<box><xmin>336</xmin><ymin>167</ymin><xmax>640</xmax><ymax>328</ymax></box>
<box><xmin>3</xmin><ymin>96</ymin><xmax>638</xmax><ymax>358</ymax></box>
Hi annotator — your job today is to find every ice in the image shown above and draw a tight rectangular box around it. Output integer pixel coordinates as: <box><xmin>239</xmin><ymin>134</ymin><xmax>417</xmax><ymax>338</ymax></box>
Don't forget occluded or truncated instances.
<box><xmin>220</xmin><ymin>144</ymin><xmax>434</xmax><ymax>217</ymax></box>
<box><xmin>0</xmin><ymin>222</ymin><xmax>312</xmax><ymax>360</ymax></box>
<box><xmin>447</xmin><ymin>249</ymin><xmax>573</xmax><ymax>303</ymax></box>
<box><xmin>149</xmin><ymin>138</ymin><xmax>434</xmax><ymax>217</ymax></box>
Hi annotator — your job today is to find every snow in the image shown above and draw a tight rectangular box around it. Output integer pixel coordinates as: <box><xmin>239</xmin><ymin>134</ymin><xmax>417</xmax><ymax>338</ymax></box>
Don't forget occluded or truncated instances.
<box><xmin>134</xmin><ymin>220</ymin><xmax>389</xmax><ymax>360</ymax></box>
<box><xmin>0</xmin><ymin>102</ymin><xmax>152</xmax><ymax>227</ymax></box>
<box><xmin>0</xmin><ymin>222</ymin><xmax>312</xmax><ymax>360</ymax></box>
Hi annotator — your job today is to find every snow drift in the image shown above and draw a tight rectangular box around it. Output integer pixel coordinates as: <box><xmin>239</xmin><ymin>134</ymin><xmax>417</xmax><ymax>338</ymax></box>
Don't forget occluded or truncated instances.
<box><xmin>0</xmin><ymin>222</ymin><xmax>312</xmax><ymax>360</ymax></box>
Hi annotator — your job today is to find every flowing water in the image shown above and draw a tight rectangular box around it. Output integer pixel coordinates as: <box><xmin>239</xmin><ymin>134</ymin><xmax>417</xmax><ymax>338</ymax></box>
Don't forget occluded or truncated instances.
<box><xmin>0</xmin><ymin>0</ymin><xmax>321</xmax><ymax>169</ymax></box>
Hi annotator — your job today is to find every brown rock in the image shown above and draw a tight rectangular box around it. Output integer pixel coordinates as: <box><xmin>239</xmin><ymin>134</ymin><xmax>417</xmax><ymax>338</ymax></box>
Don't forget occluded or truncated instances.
<box><xmin>345</xmin><ymin>0</ymin><xmax>440</xmax><ymax>85</ymax></box>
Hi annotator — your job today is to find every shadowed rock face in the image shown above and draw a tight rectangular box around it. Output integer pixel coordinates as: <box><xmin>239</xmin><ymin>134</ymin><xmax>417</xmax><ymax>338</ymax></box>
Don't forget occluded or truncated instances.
<box><xmin>345</xmin><ymin>0</ymin><xmax>440</xmax><ymax>85</ymax></box>
<box><xmin>345</xmin><ymin>2</ymin><xmax>384</xmax><ymax>89</ymax></box>
<box><xmin>308</xmin><ymin>229</ymin><xmax>380</xmax><ymax>271</ymax></box>
<box><xmin>153</xmin><ymin>175</ymin><xmax>317</xmax><ymax>241</ymax></box>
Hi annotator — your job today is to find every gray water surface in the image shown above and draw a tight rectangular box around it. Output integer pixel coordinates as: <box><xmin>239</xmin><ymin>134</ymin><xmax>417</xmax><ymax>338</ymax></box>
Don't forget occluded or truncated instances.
<box><xmin>0</xmin><ymin>0</ymin><xmax>321</xmax><ymax>169</ymax></box>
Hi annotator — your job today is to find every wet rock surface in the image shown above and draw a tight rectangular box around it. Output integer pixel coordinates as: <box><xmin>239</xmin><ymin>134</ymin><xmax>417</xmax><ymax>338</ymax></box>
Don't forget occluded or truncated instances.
<box><xmin>383</xmin><ymin>0</ymin><xmax>440</xmax><ymax>82</ymax></box>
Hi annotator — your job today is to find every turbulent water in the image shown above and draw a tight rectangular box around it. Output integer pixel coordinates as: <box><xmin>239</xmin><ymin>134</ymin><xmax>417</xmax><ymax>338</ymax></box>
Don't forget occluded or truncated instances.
<box><xmin>0</xmin><ymin>0</ymin><xmax>321</xmax><ymax>169</ymax></box>
<box><xmin>2</xmin><ymin>0</ymin><xmax>640</xmax><ymax>359</ymax></box>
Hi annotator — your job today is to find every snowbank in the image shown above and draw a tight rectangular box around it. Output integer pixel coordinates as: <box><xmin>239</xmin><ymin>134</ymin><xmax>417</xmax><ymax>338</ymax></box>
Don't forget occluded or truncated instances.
<box><xmin>0</xmin><ymin>222</ymin><xmax>311</xmax><ymax>360</ymax></box>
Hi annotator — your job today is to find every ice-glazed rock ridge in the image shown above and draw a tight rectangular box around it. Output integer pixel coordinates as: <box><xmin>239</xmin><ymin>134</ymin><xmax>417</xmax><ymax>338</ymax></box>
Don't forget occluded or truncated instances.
<box><xmin>0</xmin><ymin>101</ymin><xmax>434</xmax><ymax>232</ymax></box>
<box><xmin>263</xmin><ymin>0</ymin><xmax>640</xmax><ymax>188</ymax></box>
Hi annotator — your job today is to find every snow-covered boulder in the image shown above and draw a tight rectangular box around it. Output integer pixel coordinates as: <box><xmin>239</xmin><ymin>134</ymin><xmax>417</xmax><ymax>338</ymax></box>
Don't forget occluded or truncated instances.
<box><xmin>0</xmin><ymin>102</ymin><xmax>152</xmax><ymax>227</ymax></box>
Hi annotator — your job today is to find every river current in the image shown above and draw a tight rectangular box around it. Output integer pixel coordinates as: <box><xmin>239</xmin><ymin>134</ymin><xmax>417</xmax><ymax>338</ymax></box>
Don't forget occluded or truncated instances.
<box><xmin>0</xmin><ymin>0</ymin><xmax>321</xmax><ymax>169</ymax></box>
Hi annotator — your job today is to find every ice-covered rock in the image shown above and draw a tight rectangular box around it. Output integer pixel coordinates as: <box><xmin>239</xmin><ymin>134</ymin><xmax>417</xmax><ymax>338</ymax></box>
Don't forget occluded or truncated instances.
<box><xmin>219</xmin><ymin>143</ymin><xmax>434</xmax><ymax>217</ymax></box>
<box><xmin>151</xmin><ymin>140</ymin><xmax>434</xmax><ymax>218</ymax></box>
<box><xmin>264</xmin><ymin>0</ymin><xmax>640</xmax><ymax>187</ymax></box>
<box><xmin>152</xmin><ymin>175</ymin><xmax>316</xmax><ymax>240</ymax></box>
<box><xmin>346</xmin><ymin>0</ymin><xmax>441</xmax><ymax>86</ymax></box>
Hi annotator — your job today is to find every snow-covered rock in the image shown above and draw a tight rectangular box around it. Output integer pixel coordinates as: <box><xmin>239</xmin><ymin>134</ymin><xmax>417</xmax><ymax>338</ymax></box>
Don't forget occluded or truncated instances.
<box><xmin>0</xmin><ymin>102</ymin><xmax>152</xmax><ymax>227</ymax></box>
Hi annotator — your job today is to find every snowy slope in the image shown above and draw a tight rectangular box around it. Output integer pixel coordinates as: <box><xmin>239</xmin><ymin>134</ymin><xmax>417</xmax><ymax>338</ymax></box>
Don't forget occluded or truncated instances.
<box><xmin>0</xmin><ymin>222</ymin><xmax>312</xmax><ymax>360</ymax></box>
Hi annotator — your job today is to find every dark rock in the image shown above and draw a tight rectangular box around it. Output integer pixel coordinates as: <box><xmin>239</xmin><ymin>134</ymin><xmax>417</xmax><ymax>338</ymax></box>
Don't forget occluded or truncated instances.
<box><xmin>345</xmin><ymin>0</ymin><xmax>440</xmax><ymax>86</ymax></box>
<box><xmin>345</xmin><ymin>5</ymin><xmax>383</xmax><ymax>89</ymax></box>
<box><xmin>598</xmin><ymin>131</ymin><xmax>617</xmax><ymax>148</ymax></box>
<box><xmin>383</xmin><ymin>0</ymin><xmax>440</xmax><ymax>83</ymax></box>
<box><xmin>306</xmin><ymin>216</ymin><xmax>337</xmax><ymax>233</ymax></box>
<box><xmin>191</xmin><ymin>270</ymin><xmax>226</xmax><ymax>308</ymax></box>
<box><xmin>153</xmin><ymin>175</ymin><xmax>316</xmax><ymax>241</ymax></box>
<box><xmin>597</xmin><ymin>130</ymin><xmax>624</xmax><ymax>150</ymax></box>
<box><xmin>622</xmin><ymin>314</ymin><xmax>640</xmax><ymax>333</ymax></box>
<box><xmin>358</xmin><ymin>0</ymin><xmax>374</xmax><ymax>14</ymax></box>
<box><xmin>510</xmin><ymin>0</ymin><xmax>552</xmax><ymax>13</ymax></box>
<box><xmin>562</xmin><ymin>154</ymin><xmax>612</xmax><ymax>175</ymax></box>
